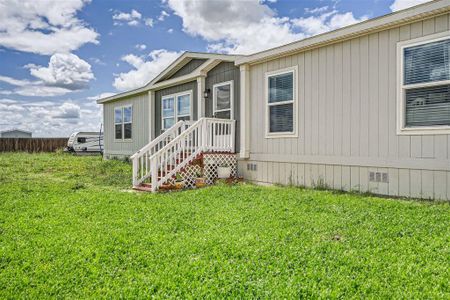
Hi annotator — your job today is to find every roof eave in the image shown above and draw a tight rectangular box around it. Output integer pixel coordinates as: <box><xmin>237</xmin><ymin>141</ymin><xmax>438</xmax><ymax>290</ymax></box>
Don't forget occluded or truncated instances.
<box><xmin>97</xmin><ymin>55</ymin><xmax>241</xmax><ymax>104</ymax></box>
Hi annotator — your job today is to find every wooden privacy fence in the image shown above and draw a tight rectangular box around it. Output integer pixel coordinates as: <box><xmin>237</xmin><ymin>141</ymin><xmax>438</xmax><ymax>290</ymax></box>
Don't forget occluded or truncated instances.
<box><xmin>0</xmin><ymin>138</ymin><xmax>67</xmax><ymax>152</ymax></box>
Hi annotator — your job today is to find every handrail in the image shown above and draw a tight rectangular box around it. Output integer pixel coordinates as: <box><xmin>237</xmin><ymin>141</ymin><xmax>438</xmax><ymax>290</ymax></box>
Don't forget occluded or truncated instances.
<box><xmin>130</xmin><ymin>120</ymin><xmax>186</xmax><ymax>159</ymax></box>
<box><xmin>131</xmin><ymin>117</ymin><xmax>235</xmax><ymax>190</ymax></box>
<box><xmin>149</xmin><ymin>118</ymin><xmax>204</xmax><ymax>161</ymax></box>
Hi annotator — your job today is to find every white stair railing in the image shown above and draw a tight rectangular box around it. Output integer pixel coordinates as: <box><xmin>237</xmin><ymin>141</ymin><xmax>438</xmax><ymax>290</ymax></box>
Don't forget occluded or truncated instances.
<box><xmin>130</xmin><ymin>120</ymin><xmax>191</xmax><ymax>186</ymax></box>
<box><xmin>131</xmin><ymin>117</ymin><xmax>235</xmax><ymax>192</ymax></box>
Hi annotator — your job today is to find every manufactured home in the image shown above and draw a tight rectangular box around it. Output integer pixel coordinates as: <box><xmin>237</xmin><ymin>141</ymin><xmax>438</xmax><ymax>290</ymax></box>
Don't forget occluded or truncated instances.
<box><xmin>98</xmin><ymin>0</ymin><xmax>450</xmax><ymax>200</ymax></box>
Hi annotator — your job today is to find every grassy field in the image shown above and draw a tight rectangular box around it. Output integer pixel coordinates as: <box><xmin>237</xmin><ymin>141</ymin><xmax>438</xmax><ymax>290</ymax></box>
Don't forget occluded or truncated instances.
<box><xmin>0</xmin><ymin>152</ymin><xmax>449</xmax><ymax>298</ymax></box>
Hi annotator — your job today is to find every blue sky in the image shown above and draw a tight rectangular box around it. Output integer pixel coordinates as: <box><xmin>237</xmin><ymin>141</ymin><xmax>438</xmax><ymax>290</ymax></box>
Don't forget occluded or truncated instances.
<box><xmin>0</xmin><ymin>0</ymin><xmax>430</xmax><ymax>136</ymax></box>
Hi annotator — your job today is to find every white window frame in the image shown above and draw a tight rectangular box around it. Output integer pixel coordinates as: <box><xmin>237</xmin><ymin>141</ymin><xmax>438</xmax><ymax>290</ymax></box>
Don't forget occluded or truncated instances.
<box><xmin>265</xmin><ymin>65</ymin><xmax>298</xmax><ymax>138</ymax></box>
<box><xmin>114</xmin><ymin>105</ymin><xmax>133</xmax><ymax>141</ymax></box>
<box><xmin>213</xmin><ymin>80</ymin><xmax>234</xmax><ymax>120</ymax></box>
<box><xmin>397</xmin><ymin>30</ymin><xmax>450</xmax><ymax>135</ymax></box>
<box><xmin>161</xmin><ymin>90</ymin><xmax>193</xmax><ymax>131</ymax></box>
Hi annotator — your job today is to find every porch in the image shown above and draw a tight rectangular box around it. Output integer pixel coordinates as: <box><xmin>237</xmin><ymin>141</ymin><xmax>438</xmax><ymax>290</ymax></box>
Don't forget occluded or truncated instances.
<box><xmin>131</xmin><ymin>117</ymin><xmax>236</xmax><ymax>192</ymax></box>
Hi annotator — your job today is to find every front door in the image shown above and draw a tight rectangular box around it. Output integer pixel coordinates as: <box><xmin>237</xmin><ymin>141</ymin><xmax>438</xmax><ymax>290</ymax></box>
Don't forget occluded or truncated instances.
<box><xmin>213</xmin><ymin>80</ymin><xmax>233</xmax><ymax>120</ymax></box>
<box><xmin>212</xmin><ymin>81</ymin><xmax>234</xmax><ymax>148</ymax></box>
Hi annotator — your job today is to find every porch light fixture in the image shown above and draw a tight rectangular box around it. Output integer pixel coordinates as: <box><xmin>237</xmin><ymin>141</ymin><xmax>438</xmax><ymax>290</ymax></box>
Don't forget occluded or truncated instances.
<box><xmin>203</xmin><ymin>89</ymin><xmax>210</xmax><ymax>99</ymax></box>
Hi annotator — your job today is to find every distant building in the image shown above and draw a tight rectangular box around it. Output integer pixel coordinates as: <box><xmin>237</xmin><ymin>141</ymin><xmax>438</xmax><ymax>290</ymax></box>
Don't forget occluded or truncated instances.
<box><xmin>0</xmin><ymin>129</ymin><xmax>32</xmax><ymax>138</ymax></box>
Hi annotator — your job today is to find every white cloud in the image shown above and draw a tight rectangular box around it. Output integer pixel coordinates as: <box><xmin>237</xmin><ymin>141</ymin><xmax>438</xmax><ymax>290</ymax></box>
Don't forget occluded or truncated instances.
<box><xmin>14</xmin><ymin>86</ymin><xmax>72</xmax><ymax>97</ymax></box>
<box><xmin>0</xmin><ymin>75</ymin><xmax>31</xmax><ymax>86</ymax></box>
<box><xmin>168</xmin><ymin>28</ymin><xmax>174</xmax><ymax>34</ymax></box>
<box><xmin>51</xmin><ymin>102</ymin><xmax>80</xmax><ymax>119</ymax></box>
<box><xmin>89</xmin><ymin>57</ymin><xmax>106</xmax><ymax>65</ymax></box>
<box><xmin>144</xmin><ymin>18</ymin><xmax>154</xmax><ymax>27</ymax></box>
<box><xmin>113</xmin><ymin>49</ymin><xmax>180</xmax><ymax>91</ymax></box>
<box><xmin>292</xmin><ymin>10</ymin><xmax>368</xmax><ymax>36</ymax></box>
<box><xmin>87</xmin><ymin>92</ymin><xmax>116</xmax><ymax>101</ymax></box>
<box><xmin>0</xmin><ymin>98</ymin><xmax>18</xmax><ymax>104</ymax></box>
<box><xmin>390</xmin><ymin>0</ymin><xmax>432</xmax><ymax>12</ymax></box>
<box><xmin>113</xmin><ymin>9</ymin><xmax>142</xmax><ymax>26</ymax></box>
<box><xmin>0</xmin><ymin>0</ymin><xmax>98</xmax><ymax>55</ymax></box>
<box><xmin>27</xmin><ymin>53</ymin><xmax>94</xmax><ymax>90</ymax></box>
<box><xmin>0</xmin><ymin>99</ymin><xmax>101</xmax><ymax>137</ymax></box>
<box><xmin>167</xmin><ymin>0</ymin><xmax>301</xmax><ymax>54</ymax></box>
<box><xmin>305</xmin><ymin>6</ymin><xmax>329</xmax><ymax>14</ymax></box>
<box><xmin>167</xmin><ymin>0</ymin><xmax>368</xmax><ymax>54</ymax></box>
<box><xmin>158</xmin><ymin>10</ymin><xmax>170</xmax><ymax>21</ymax></box>
<box><xmin>135</xmin><ymin>44</ymin><xmax>147</xmax><ymax>50</ymax></box>
<box><xmin>0</xmin><ymin>53</ymin><xmax>94</xmax><ymax>97</ymax></box>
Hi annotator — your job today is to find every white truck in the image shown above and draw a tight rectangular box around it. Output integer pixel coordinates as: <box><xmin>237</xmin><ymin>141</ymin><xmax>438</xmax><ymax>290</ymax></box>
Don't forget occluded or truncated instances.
<box><xmin>66</xmin><ymin>132</ymin><xmax>103</xmax><ymax>154</ymax></box>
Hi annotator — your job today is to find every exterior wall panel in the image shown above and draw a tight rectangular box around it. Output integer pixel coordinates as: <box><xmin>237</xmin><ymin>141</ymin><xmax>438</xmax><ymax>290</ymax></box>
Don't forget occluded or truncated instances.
<box><xmin>103</xmin><ymin>92</ymin><xmax>149</xmax><ymax>158</ymax></box>
<box><xmin>245</xmin><ymin>14</ymin><xmax>450</xmax><ymax>200</ymax></box>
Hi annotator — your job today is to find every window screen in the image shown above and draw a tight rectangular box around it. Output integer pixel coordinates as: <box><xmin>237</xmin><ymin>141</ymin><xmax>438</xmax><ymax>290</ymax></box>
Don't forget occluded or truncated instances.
<box><xmin>404</xmin><ymin>39</ymin><xmax>450</xmax><ymax>85</ymax></box>
<box><xmin>269</xmin><ymin>73</ymin><xmax>293</xmax><ymax>103</ymax></box>
<box><xmin>114</xmin><ymin>106</ymin><xmax>132</xmax><ymax>139</ymax></box>
<box><xmin>177</xmin><ymin>94</ymin><xmax>190</xmax><ymax>118</ymax></box>
<box><xmin>162</xmin><ymin>97</ymin><xmax>175</xmax><ymax>129</ymax></box>
<box><xmin>214</xmin><ymin>82</ymin><xmax>232</xmax><ymax>120</ymax></box>
<box><xmin>270</xmin><ymin>104</ymin><xmax>293</xmax><ymax>133</ymax></box>
<box><xmin>114</xmin><ymin>108</ymin><xmax>123</xmax><ymax>139</ymax></box>
<box><xmin>267</xmin><ymin>71</ymin><xmax>294</xmax><ymax>134</ymax></box>
<box><xmin>403</xmin><ymin>38</ymin><xmax>450</xmax><ymax>128</ymax></box>
<box><xmin>405</xmin><ymin>84</ymin><xmax>450</xmax><ymax>127</ymax></box>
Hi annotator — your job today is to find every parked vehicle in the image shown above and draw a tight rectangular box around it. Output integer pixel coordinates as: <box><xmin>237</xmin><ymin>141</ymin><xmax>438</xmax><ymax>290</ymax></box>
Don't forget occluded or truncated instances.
<box><xmin>66</xmin><ymin>132</ymin><xmax>103</xmax><ymax>154</ymax></box>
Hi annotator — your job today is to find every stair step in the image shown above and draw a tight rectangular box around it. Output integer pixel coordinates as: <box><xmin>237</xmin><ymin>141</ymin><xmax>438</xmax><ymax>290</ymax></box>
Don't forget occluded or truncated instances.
<box><xmin>133</xmin><ymin>185</ymin><xmax>152</xmax><ymax>192</ymax></box>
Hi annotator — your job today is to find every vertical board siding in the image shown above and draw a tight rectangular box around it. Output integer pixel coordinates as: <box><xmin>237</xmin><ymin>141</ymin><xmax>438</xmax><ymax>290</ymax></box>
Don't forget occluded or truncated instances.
<box><xmin>238</xmin><ymin>160</ymin><xmax>450</xmax><ymax>201</ymax></box>
<box><xmin>247</xmin><ymin>14</ymin><xmax>450</xmax><ymax>200</ymax></box>
<box><xmin>163</xmin><ymin>59</ymin><xmax>207</xmax><ymax>81</ymax></box>
<box><xmin>103</xmin><ymin>92</ymin><xmax>149</xmax><ymax>157</ymax></box>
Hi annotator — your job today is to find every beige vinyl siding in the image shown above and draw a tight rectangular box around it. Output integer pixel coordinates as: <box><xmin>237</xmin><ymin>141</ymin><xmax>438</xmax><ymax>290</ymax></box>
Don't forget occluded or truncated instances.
<box><xmin>103</xmin><ymin>92</ymin><xmax>149</xmax><ymax>158</ymax></box>
<box><xmin>243</xmin><ymin>13</ymin><xmax>450</xmax><ymax>200</ymax></box>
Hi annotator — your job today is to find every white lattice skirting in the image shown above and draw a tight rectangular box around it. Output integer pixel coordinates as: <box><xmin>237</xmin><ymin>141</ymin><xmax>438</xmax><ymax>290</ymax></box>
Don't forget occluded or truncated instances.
<box><xmin>175</xmin><ymin>153</ymin><xmax>237</xmax><ymax>188</ymax></box>
<box><xmin>203</xmin><ymin>153</ymin><xmax>237</xmax><ymax>185</ymax></box>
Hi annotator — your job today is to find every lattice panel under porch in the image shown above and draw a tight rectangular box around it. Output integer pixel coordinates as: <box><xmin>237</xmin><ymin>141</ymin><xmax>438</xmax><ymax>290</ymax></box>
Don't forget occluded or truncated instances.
<box><xmin>203</xmin><ymin>153</ymin><xmax>237</xmax><ymax>185</ymax></box>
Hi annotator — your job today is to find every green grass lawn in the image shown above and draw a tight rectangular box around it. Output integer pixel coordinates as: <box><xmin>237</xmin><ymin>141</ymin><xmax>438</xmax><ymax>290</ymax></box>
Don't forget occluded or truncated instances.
<box><xmin>0</xmin><ymin>152</ymin><xmax>449</xmax><ymax>298</ymax></box>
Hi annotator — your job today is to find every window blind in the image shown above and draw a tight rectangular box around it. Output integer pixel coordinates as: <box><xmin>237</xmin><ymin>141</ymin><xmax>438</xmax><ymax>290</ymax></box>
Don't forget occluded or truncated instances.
<box><xmin>269</xmin><ymin>73</ymin><xmax>293</xmax><ymax>103</ymax></box>
<box><xmin>270</xmin><ymin>103</ymin><xmax>293</xmax><ymax>133</ymax></box>
<box><xmin>405</xmin><ymin>84</ymin><xmax>450</xmax><ymax>127</ymax></box>
<box><xmin>404</xmin><ymin>39</ymin><xmax>450</xmax><ymax>85</ymax></box>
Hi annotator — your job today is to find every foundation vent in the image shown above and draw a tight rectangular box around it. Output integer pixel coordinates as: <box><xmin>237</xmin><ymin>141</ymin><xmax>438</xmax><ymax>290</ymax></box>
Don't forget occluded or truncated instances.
<box><xmin>247</xmin><ymin>163</ymin><xmax>257</xmax><ymax>171</ymax></box>
<box><xmin>369</xmin><ymin>171</ymin><xmax>389</xmax><ymax>183</ymax></box>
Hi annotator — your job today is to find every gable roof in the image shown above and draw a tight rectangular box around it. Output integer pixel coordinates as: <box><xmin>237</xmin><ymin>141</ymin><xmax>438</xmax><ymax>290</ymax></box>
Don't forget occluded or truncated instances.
<box><xmin>97</xmin><ymin>52</ymin><xmax>241</xmax><ymax>104</ymax></box>
<box><xmin>236</xmin><ymin>0</ymin><xmax>450</xmax><ymax>65</ymax></box>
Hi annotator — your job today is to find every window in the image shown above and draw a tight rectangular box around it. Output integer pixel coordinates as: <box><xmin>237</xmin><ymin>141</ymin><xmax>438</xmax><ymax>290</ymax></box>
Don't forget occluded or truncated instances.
<box><xmin>398</xmin><ymin>31</ymin><xmax>450</xmax><ymax>135</ymax></box>
<box><xmin>161</xmin><ymin>91</ymin><xmax>192</xmax><ymax>130</ymax></box>
<box><xmin>114</xmin><ymin>105</ymin><xmax>132</xmax><ymax>140</ymax></box>
<box><xmin>213</xmin><ymin>81</ymin><xmax>233</xmax><ymax>119</ymax></box>
<box><xmin>77</xmin><ymin>137</ymin><xmax>86</xmax><ymax>143</ymax></box>
<box><xmin>265</xmin><ymin>66</ymin><xmax>297</xmax><ymax>137</ymax></box>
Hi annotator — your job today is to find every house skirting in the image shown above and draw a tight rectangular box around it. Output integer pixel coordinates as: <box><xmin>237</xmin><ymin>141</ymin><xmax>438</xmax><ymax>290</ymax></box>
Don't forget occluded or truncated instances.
<box><xmin>238</xmin><ymin>160</ymin><xmax>450</xmax><ymax>201</ymax></box>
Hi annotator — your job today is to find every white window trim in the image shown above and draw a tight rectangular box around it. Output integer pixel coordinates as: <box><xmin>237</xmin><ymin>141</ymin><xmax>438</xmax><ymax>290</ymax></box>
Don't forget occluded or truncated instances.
<box><xmin>213</xmin><ymin>80</ymin><xmax>234</xmax><ymax>120</ymax></box>
<box><xmin>114</xmin><ymin>105</ymin><xmax>133</xmax><ymax>142</ymax></box>
<box><xmin>397</xmin><ymin>30</ymin><xmax>450</xmax><ymax>135</ymax></box>
<box><xmin>161</xmin><ymin>90</ymin><xmax>193</xmax><ymax>131</ymax></box>
<box><xmin>265</xmin><ymin>65</ymin><xmax>298</xmax><ymax>138</ymax></box>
